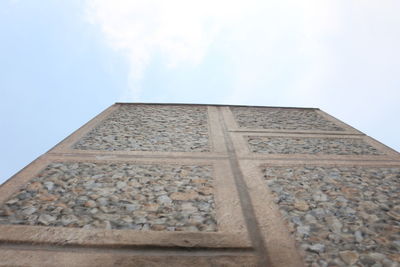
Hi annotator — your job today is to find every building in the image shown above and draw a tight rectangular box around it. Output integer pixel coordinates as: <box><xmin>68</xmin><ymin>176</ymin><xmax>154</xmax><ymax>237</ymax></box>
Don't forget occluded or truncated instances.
<box><xmin>0</xmin><ymin>103</ymin><xmax>399</xmax><ymax>266</ymax></box>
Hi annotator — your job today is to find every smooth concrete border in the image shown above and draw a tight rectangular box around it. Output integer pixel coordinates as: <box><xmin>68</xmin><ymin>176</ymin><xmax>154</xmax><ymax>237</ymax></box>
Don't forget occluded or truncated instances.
<box><xmin>207</xmin><ymin>106</ymin><xmax>228</xmax><ymax>154</ymax></box>
<box><xmin>254</xmin><ymin>158</ymin><xmax>400</xmax><ymax>168</ymax></box>
<box><xmin>223</xmin><ymin>106</ymin><xmax>362</xmax><ymax>135</ymax></box>
<box><xmin>0</xmin><ymin>224</ymin><xmax>248</xmax><ymax>249</ymax></box>
<box><xmin>229</xmin><ymin>132</ymin><xmax>400</xmax><ymax>161</ymax></box>
<box><xmin>239</xmin><ymin>159</ymin><xmax>305</xmax><ymax>267</ymax></box>
<box><xmin>0</xmin><ymin>248</ymin><xmax>258</xmax><ymax>267</ymax></box>
<box><xmin>0</xmin><ymin>155</ymin><xmax>251</xmax><ymax>249</ymax></box>
<box><xmin>217</xmin><ymin>106</ymin><xmax>272</xmax><ymax>267</ymax></box>
<box><xmin>116</xmin><ymin>102</ymin><xmax>318</xmax><ymax>110</ymax></box>
<box><xmin>49</xmin><ymin>149</ymin><xmax>228</xmax><ymax>160</ymax></box>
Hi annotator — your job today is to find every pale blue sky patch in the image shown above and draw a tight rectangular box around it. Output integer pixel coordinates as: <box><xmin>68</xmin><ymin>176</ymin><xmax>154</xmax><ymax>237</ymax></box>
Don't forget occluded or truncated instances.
<box><xmin>1</xmin><ymin>0</ymin><xmax>399</xmax><ymax>183</ymax></box>
<box><xmin>0</xmin><ymin>0</ymin><xmax>129</xmax><ymax>182</ymax></box>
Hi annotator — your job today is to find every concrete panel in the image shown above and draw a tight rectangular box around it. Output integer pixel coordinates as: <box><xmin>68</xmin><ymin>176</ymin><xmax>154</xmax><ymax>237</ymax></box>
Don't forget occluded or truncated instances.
<box><xmin>0</xmin><ymin>155</ymin><xmax>250</xmax><ymax>249</ymax></box>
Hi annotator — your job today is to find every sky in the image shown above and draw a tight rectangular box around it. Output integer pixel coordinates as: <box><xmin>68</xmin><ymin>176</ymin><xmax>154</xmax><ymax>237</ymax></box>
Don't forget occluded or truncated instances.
<box><xmin>1</xmin><ymin>0</ymin><xmax>399</xmax><ymax>184</ymax></box>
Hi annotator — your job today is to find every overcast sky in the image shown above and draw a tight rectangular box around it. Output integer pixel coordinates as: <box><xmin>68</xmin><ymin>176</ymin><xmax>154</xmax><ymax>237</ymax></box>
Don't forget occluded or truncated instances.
<box><xmin>1</xmin><ymin>0</ymin><xmax>399</xmax><ymax>183</ymax></box>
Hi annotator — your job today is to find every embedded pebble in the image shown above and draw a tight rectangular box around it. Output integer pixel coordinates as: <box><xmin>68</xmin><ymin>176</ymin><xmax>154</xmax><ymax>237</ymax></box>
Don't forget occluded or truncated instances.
<box><xmin>43</xmin><ymin>181</ymin><xmax>54</xmax><ymax>191</ymax></box>
<box><xmin>312</xmin><ymin>191</ymin><xmax>328</xmax><ymax>202</ymax></box>
<box><xmin>308</xmin><ymin>244</ymin><xmax>325</xmax><ymax>254</ymax></box>
<box><xmin>294</xmin><ymin>200</ymin><xmax>309</xmax><ymax>211</ymax></box>
<box><xmin>340</xmin><ymin>250</ymin><xmax>359</xmax><ymax>265</ymax></box>
<box><xmin>38</xmin><ymin>214</ymin><xmax>56</xmax><ymax>225</ymax></box>
<box><xmin>355</xmin><ymin>230</ymin><xmax>363</xmax><ymax>243</ymax></box>
<box><xmin>84</xmin><ymin>200</ymin><xmax>96</xmax><ymax>208</ymax></box>
<box><xmin>21</xmin><ymin>206</ymin><xmax>37</xmax><ymax>216</ymax></box>
<box><xmin>157</xmin><ymin>195</ymin><xmax>172</xmax><ymax>205</ymax></box>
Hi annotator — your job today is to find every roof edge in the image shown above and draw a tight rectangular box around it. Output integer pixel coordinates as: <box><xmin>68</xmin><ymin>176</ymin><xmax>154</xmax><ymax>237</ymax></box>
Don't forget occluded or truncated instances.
<box><xmin>115</xmin><ymin>102</ymin><xmax>319</xmax><ymax>110</ymax></box>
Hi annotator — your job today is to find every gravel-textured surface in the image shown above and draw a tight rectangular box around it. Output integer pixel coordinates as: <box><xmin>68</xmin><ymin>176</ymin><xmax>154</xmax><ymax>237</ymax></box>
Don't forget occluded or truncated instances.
<box><xmin>0</xmin><ymin>162</ymin><xmax>217</xmax><ymax>232</ymax></box>
<box><xmin>262</xmin><ymin>166</ymin><xmax>400</xmax><ymax>266</ymax></box>
<box><xmin>231</xmin><ymin>107</ymin><xmax>344</xmax><ymax>131</ymax></box>
<box><xmin>74</xmin><ymin>105</ymin><xmax>210</xmax><ymax>152</ymax></box>
<box><xmin>248</xmin><ymin>136</ymin><xmax>384</xmax><ymax>155</ymax></box>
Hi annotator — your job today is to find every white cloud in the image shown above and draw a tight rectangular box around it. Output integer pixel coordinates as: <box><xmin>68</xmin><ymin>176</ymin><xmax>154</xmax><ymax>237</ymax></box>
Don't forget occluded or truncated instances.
<box><xmin>85</xmin><ymin>0</ymin><xmax>341</xmax><ymax>102</ymax></box>
<box><xmin>84</xmin><ymin>0</ymin><xmax>246</xmax><ymax>100</ymax></box>
<box><xmin>223</xmin><ymin>0</ymin><xmax>342</xmax><ymax>106</ymax></box>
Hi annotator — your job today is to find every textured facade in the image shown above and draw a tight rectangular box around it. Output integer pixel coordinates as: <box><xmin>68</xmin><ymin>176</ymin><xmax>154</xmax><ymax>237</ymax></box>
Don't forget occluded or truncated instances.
<box><xmin>0</xmin><ymin>103</ymin><xmax>399</xmax><ymax>267</ymax></box>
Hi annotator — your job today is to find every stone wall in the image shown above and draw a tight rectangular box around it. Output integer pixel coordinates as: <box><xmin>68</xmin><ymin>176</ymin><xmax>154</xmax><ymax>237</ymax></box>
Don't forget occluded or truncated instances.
<box><xmin>0</xmin><ymin>103</ymin><xmax>399</xmax><ymax>267</ymax></box>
